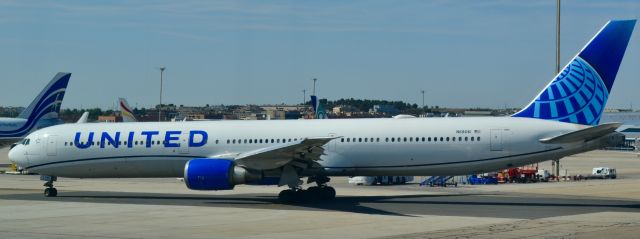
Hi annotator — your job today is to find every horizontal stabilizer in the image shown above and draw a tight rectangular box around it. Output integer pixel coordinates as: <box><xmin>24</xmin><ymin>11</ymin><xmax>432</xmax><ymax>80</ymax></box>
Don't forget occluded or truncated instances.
<box><xmin>540</xmin><ymin>122</ymin><xmax>622</xmax><ymax>144</ymax></box>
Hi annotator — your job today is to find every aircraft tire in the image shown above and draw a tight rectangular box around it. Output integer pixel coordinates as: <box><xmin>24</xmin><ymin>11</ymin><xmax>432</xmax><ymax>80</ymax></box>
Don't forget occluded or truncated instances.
<box><xmin>278</xmin><ymin>189</ymin><xmax>295</xmax><ymax>204</ymax></box>
<box><xmin>321</xmin><ymin>186</ymin><xmax>336</xmax><ymax>200</ymax></box>
<box><xmin>44</xmin><ymin>188</ymin><xmax>57</xmax><ymax>197</ymax></box>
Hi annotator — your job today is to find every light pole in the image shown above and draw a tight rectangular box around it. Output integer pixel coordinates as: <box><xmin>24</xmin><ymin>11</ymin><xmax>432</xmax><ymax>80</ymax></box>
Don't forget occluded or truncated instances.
<box><xmin>421</xmin><ymin>90</ymin><xmax>425</xmax><ymax>110</ymax></box>
<box><xmin>159</xmin><ymin>67</ymin><xmax>166</xmax><ymax>122</ymax></box>
<box><xmin>554</xmin><ymin>0</ymin><xmax>561</xmax><ymax>181</ymax></box>
<box><xmin>312</xmin><ymin>78</ymin><xmax>317</xmax><ymax>96</ymax></box>
<box><xmin>302</xmin><ymin>89</ymin><xmax>306</xmax><ymax>106</ymax></box>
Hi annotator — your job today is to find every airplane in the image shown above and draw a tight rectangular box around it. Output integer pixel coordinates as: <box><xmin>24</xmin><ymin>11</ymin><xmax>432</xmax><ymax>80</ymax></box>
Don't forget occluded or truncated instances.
<box><xmin>8</xmin><ymin>20</ymin><xmax>635</xmax><ymax>202</ymax></box>
<box><xmin>119</xmin><ymin>97</ymin><xmax>137</xmax><ymax>122</ymax></box>
<box><xmin>1</xmin><ymin>72</ymin><xmax>71</xmax><ymax>148</ymax></box>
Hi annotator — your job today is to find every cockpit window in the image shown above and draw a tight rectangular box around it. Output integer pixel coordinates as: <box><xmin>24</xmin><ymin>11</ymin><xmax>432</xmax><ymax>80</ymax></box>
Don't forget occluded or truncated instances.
<box><xmin>22</xmin><ymin>138</ymin><xmax>30</xmax><ymax>145</ymax></box>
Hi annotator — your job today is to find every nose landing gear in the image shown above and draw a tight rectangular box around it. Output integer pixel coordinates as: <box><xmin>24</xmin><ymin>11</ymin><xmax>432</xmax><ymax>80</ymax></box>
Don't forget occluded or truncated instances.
<box><xmin>41</xmin><ymin>175</ymin><xmax>58</xmax><ymax>197</ymax></box>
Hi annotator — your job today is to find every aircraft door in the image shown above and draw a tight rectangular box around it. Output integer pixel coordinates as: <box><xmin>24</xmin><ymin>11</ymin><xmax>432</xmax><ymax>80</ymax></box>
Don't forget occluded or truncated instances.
<box><xmin>490</xmin><ymin>129</ymin><xmax>503</xmax><ymax>151</ymax></box>
<box><xmin>179</xmin><ymin>133</ymin><xmax>189</xmax><ymax>154</ymax></box>
<box><xmin>46</xmin><ymin>135</ymin><xmax>58</xmax><ymax>156</ymax></box>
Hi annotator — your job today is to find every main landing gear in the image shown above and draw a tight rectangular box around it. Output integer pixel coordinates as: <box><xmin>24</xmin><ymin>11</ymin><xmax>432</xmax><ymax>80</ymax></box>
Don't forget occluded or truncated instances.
<box><xmin>278</xmin><ymin>176</ymin><xmax>336</xmax><ymax>203</ymax></box>
<box><xmin>278</xmin><ymin>186</ymin><xmax>336</xmax><ymax>204</ymax></box>
<box><xmin>41</xmin><ymin>175</ymin><xmax>58</xmax><ymax>197</ymax></box>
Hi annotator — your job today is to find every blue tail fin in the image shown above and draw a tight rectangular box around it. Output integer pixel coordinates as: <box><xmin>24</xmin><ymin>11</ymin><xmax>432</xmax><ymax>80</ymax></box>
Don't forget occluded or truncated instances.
<box><xmin>17</xmin><ymin>72</ymin><xmax>71</xmax><ymax>121</ymax></box>
<box><xmin>310</xmin><ymin>95</ymin><xmax>329</xmax><ymax>119</ymax></box>
<box><xmin>512</xmin><ymin>20</ymin><xmax>636</xmax><ymax>125</ymax></box>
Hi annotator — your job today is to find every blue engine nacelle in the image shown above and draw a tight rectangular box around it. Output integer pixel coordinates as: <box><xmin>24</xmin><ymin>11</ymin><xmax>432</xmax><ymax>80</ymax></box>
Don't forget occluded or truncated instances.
<box><xmin>184</xmin><ymin>158</ymin><xmax>262</xmax><ymax>190</ymax></box>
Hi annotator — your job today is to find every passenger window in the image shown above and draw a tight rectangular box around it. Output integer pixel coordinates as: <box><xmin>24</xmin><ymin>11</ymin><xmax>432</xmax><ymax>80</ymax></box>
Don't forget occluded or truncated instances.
<box><xmin>409</xmin><ymin>137</ymin><xmax>413</xmax><ymax>142</ymax></box>
<box><xmin>232</xmin><ymin>139</ymin><xmax>236</xmax><ymax>144</ymax></box>
<box><xmin>439</xmin><ymin>137</ymin><xmax>443</xmax><ymax>141</ymax></box>
<box><xmin>446</xmin><ymin>137</ymin><xmax>450</xmax><ymax>141</ymax></box>
<box><xmin>452</xmin><ymin>137</ymin><xmax>456</xmax><ymax>142</ymax></box>
<box><xmin>376</xmin><ymin>138</ymin><xmax>380</xmax><ymax>142</ymax></box>
<box><xmin>358</xmin><ymin>138</ymin><xmax>362</xmax><ymax>142</ymax></box>
<box><xmin>471</xmin><ymin>137</ymin><xmax>474</xmax><ymax>141</ymax></box>
<box><xmin>70</xmin><ymin>142</ymin><xmax>73</xmax><ymax>146</ymax></box>
<box><xmin>385</xmin><ymin>138</ymin><xmax>389</xmax><ymax>142</ymax></box>
<box><xmin>64</xmin><ymin>142</ymin><xmax>67</xmax><ymax>146</ymax></box>
<box><xmin>391</xmin><ymin>138</ymin><xmax>395</xmax><ymax>142</ymax></box>
<box><xmin>347</xmin><ymin>138</ymin><xmax>351</xmax><ymax>142</ymax></box>
<box><xmin>341</xmin><ymin>138</ymin><xmax>344</xmax><ymax>142</ymax></box>
<box><xmin>271</xmin><ymin>139</ymin><xmax>274</xmax><ymax>143</ymax></box>
<box><xmin>215</xmin><ymin>140</ymin><xmax>219</xmax><ymax>144</ymax></box>
<box><xmin>458</xmin><ymin>137</ymin><xmax>462</xmax><ymax>141</ymax></box>
<box><xmin>364</xmin><ymin>138</ymin><xmax>368</xmax><ymax>142</ymax></box>
<box><xmin>465</xmin><ymin>137</ymin><xmax>468</xmax><ymax>141</ymax></box>
<box><xmin>477</xmin><ymin>137</ymin><xmax>481</xmax><ymax>141</ymax></box>
<box><xmin>422</xmin><ymin>137</ymin><xmax>425</xmax><ymax>142</ymax></box>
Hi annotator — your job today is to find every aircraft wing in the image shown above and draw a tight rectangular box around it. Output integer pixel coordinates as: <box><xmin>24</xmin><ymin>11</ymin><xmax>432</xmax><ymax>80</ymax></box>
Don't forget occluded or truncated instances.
<box><xmin>231</xmin><ymin>136</ymin><xmax>339</xmax><ymax>170</ymax></box>
<box><xmin>539</xmin><ymin>122</ymin><xmax>622</xmax><ymax>144</ymax></box>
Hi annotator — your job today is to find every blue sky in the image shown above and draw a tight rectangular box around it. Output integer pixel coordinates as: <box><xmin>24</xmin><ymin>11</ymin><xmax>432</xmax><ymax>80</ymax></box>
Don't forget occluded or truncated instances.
<box><xmin>1</xmin><ymin>0</ymin><xmax>638</xmax><ymax>109</ymax></box>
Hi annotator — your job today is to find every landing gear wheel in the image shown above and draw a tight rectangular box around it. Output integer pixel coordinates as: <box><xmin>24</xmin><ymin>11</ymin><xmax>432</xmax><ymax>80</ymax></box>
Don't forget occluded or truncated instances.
<box><xmin>44</xmin><ymin>188</ymin><xmax>57</xmax><ymax>197</ymax></box>
<box><xmin>278</xmin><ymin>189</ymin><xmax>295</xmax><ymax>203</ymax></box>
<box><xmin>321</xmin><ymin>186</ymin><xmax>336</xmax><ymax>200</ymax></box>
<box><xmin>307</xmin><ymin>186</ymin><xmax>321</xmax><ymax>197</ymax></box>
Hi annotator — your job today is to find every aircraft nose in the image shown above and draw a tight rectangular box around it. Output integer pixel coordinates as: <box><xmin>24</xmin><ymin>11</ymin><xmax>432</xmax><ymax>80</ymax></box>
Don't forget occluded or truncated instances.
<box><xmin>8</xmin><ymin>145</ymin><xmax>27</xmax><ymax>167</ymax></box>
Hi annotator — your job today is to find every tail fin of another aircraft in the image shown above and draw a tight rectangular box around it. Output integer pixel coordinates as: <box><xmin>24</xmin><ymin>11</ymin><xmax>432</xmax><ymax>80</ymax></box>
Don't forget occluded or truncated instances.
<box><xmin>512</xmin><ymin>20</ymin><xmax>636</xmax><ymax>125</ymax></box>
<box><xmin>310</xmin><ymin>95</ymin><xmax>329</xmax><ymax>119</ymax></box>
<box><xmin>119</xmin><ymin>97</ymin><xmax>137</xmax><ymax>122</ymax></box>
<box><xmin>17</xmin><ymin>72</ymin><xmax>71</xmax><ymax>121</ymax></box>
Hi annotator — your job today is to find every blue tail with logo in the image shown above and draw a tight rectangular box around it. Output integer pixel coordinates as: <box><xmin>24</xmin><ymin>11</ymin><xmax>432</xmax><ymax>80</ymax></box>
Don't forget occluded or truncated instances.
<box><xmin>512</xmin><ymin>20</ymin><xmax>636</xmax><ymax>125</ymax></box>
<box><xmin>0</xmin><ymin>72</ymin><xmax>71</xmax><ymax>138</ymax></box>
<box><xmin>17</xmin><ymin>72</ymin><xmax>71</xmax><ymax>121</ymax></box>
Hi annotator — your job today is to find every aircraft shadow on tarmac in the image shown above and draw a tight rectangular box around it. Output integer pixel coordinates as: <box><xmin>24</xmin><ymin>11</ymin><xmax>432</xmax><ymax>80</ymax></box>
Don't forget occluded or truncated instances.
<box><xmin>1</xmin><ymin>190</ymin><xmax>639</xmax><ymax>218</ymax></box>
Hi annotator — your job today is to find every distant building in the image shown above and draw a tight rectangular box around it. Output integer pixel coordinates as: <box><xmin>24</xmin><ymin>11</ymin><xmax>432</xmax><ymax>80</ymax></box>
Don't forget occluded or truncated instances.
<box><xmin>463</xmin><ymin>110</ymin><xmax>493</xmax><ymax>117</ymax></box>
<box><xmin>332</xmin><ymin>105</ymin><xmax>359</xmax><ymax>115</ymax></box>
<box><xmin>370</xmin><ymin>105</ymin><xmax>398</xmax><ymax>115</ymax></box>
<box><xmin>266</xmin><ymin>109</ymin><xmax>286</xmax><ymax>120</ymax></box>
<box><xmin>97</xmin><ymin>115</ymin><xmax>122</xmax><ymax>122</ymax></box>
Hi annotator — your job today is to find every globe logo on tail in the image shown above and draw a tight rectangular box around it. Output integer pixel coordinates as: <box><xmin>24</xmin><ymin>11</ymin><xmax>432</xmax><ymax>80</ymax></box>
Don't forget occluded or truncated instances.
<box><xmin>514</xmin><ymin>56</ymin><xmax>608</xmax><ymax>125</ymax></box>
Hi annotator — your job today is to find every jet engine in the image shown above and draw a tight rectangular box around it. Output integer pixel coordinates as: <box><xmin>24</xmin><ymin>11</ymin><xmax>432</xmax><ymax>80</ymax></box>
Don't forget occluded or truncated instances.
<box><xmin>184</xmin><ymin>158</ymin><xmax>262</xmax><ymax>190</ymax></box>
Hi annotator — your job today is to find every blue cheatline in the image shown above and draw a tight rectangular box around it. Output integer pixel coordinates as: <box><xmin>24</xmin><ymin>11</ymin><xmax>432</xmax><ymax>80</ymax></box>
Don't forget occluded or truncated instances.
<box><xmin>513</xmin><ymin>20</ymin><xmax>636</xmax><ymax>126</ymax></box>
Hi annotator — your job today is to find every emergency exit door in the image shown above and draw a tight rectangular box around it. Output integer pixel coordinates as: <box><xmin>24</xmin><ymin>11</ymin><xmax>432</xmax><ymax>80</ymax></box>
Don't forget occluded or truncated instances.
<box><xmin>490</xmin><ymin>129</ymin><xmax>503</xmax><ymax>151</ymax></box>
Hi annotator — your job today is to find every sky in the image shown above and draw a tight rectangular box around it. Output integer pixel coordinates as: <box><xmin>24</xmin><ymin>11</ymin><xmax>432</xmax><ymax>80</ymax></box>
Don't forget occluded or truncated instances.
<box><xmin>0</xmin><ymin>0</ymin><xmax>638</xmax><ymax>110</ymax></box>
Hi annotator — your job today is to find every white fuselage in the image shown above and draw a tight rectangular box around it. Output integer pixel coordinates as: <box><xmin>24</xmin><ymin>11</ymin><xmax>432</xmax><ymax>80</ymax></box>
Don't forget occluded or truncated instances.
<box><xmin>9</xmin><ymin>117</ymin><xmax>615</xmax><ymax>178</ymax></box>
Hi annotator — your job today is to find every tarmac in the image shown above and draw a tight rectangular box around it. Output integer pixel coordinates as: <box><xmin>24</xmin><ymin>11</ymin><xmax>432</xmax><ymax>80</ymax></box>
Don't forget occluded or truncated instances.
<box><xmin>0</xmin><ymin>149</ymin><xmax>639</xmax><ymax>239</ymax></box>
